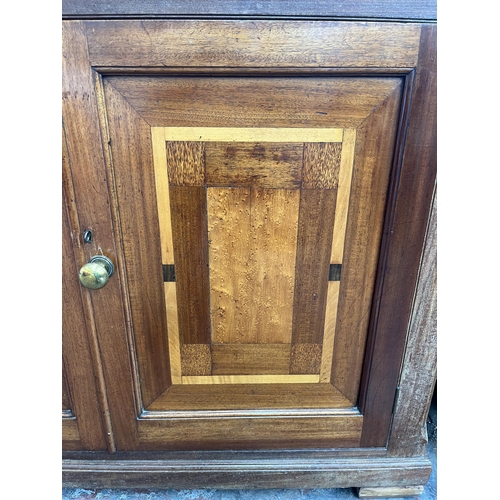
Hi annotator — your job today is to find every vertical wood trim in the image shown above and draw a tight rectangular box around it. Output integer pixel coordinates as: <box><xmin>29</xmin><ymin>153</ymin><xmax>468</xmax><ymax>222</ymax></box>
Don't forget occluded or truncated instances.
<box><xmin>387</xmin><ymin>187</ymin><xmax>436</xmax><ymax>458</ymax></box>
<box><xmin>330</xmin><ymin>82</ymin><xmax>403</xmax><ymax>406</ymax></box>
<box><xmin>331</xmin><ymin>129</ymin><xmax>356</xmax><ymax>264</ymax></box>
<box><xmin>102</xmin><ymin>80</ymin><xmax>172</xmax><ymax>409</ymax></box>
<box><xmin>320</xmin><ymin>281</ymin><xmax>340</xmax><ymax>383</ymax></box>
<box><xmin>63</xmin><ymin>131</ymin><xmax>108</xmax><ymax>450</ymax></box>
<box><xmin>152</xmin><ymin>129</ymin><xmax>182</xmax><ymax>384</ymax></box>
<box><xmin>63</xmin><ymin>20</ymin><xmax>140</xmax><ymax>451</ymax></box>
<box><xmin>94</xmin><ymin>74</ymin><xmax>144</xmax><ymax>418</ymax></box>
<box><xmin>360</xmin><ymin>25</ymin><xmax>436</xmax><ymax>447</ymax></box>
<box><xmin>151</xmin><ymin>128</ymin><xmax>174</xmax><ymax>264</ymax></box>
<box><xmin>169</xmin><ymin>186</ymin><xmax>211</xmax><ymax>345</ymax></box>
<box><xmin>320</xmin><ymin>130</ymin><xmax>356</xmax><ymax>383</ymax></box>
<box><xmin>291</xmin><ymin>189</ymin><xmax>337</xmax><ymax>346</ymax></box>
<box><xmin>164</xmin><ymin>282</ymin><xmax>182</xmax><ymax>384</ymax></box>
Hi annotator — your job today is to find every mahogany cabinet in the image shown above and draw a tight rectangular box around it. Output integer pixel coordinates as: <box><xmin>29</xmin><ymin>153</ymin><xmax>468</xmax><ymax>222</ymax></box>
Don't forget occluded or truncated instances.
<box><xmin>62</xmin><ymin>2</ymin><xmax>436</xmax><ymax>497</ymax></box>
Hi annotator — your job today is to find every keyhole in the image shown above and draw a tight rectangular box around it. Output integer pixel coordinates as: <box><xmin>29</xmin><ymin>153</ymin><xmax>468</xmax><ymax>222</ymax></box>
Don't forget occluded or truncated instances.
<box><xmin>83</xmin><ymin>230</ymin><xmax>93</xmax><ymax>243</ymax></box>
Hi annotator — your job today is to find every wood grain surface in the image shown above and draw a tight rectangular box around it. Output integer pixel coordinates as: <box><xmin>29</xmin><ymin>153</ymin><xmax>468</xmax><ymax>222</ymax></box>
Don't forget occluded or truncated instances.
<box><xmin>137</xmin><ymin>415</ymin><xmax>362</xmax><ymax>450</ymax></box>
<box><xmin>208</xmin><ymin>187</ymin><xmax>300</xmax><ymax>344</ymax></box>
<box><xmin>169</xmin><ymin>186</ymin><xmax>211</xmax><ymax>345</ymax></box>
<box><xmin>357</xmin><ymin>486</ymin><xmax>424</xmax><ymax>498</ymax></box>
<box><xmin>164</xmin><ymin>128</ymin><xmax>343</xmax><ymax>143</ymax></box>
<box><xmin>63</xmin><ymin>21</ymin><xmax>139</xmax><ymax>451</ymax></box>
<box><xmin>106</xmin><ymin>77</ymin><xmax>402</xmax><ymax>129</ymax></box>
<box><xmin>320</xmin><ymin>281</ymin><xmax>341</xmax><ymax>382</ymax></box>
<box><xmin>151</xmin><ymin>128</ymin><xmax>174</xmax><ymax>264</ymax></box>
<box><xmin>387</xmin><ymin>188</ymin><xmax>436</xmax><ymax>458</ymax></box>
<box><xmin>359</xmin><ymin>25</ymin><xmax>436</xmax><ymax>447</ymax></box>
<box><xmin>302</xmin><ymin>142</ymin><xmax>342</xmax><ymax>189</ymax></box>
<box><xmin>85</xmin><ymin>21</ymin><xmax>420</xmax><ymax>69</ymax></box>
<box><xmin>205</xmin><ymin>142</ymin><xmax>303</xmax><ymax>189</ymax></box>
<box><xmin>63</xmin><ymin>454</ymin><xmax>431</xmax><ymax>491</ymax></box>
<box><xmin>163</xmin><ymin>282</ymin><xmax>181</xmax><ymax>384</ymax></box>
<box><xmin>181</xmin><ymin>375</ymin><xmax>319</xmax><ymax>385</ymax></box>
<box><xmin>63</xmin><ymin>158</ymin><xmax>107</xmax><ymax>450</ymax></box>
<box><xmin>63</xmin><ymin>13</ymin><xmax>436</xmax><ymax>467</ymax></box>
<box><xmin>291</xmin><ymin>189</ymin><xmax>337</xmax><ymax>346</ymax></box>
<box><xmin>103</xmin><ymin>79</ymin><xmax>172</xmax><ymax>408</ymax></box>
<box><xmin>331</xmin><ymin>129</ymin><xmax>356</xmax><ymax>264</ymax></box>
<box><xmin>212</xmin><ymin>344</ymin><xmax>291</xmax><ymax>375</ymax></box>
<box><xmin>330</xmin><ymin>82</ymin><xmax>403</xmax><ymax>405</ymax></box>
<box><xmin>180</xmin><ymin>344</ymin><xmax>212</xmax><ymax>376</ymax></box>
<box><xmin>166</xmin><ymin>141</ymin><xmax>205</xmax><ymax>186</ymax></box>
<box><xmin>147</xmin><ymin>383</ymin><xmax>353</xmax><ymax>411</ymax></box>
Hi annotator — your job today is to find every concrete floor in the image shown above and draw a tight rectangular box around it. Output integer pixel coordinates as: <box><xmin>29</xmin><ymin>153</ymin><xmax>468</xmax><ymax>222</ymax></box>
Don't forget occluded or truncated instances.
<box><xmin>63</xmin><ymin>397</ymin><xmax>437</xmax><ymax>500</ymax></box>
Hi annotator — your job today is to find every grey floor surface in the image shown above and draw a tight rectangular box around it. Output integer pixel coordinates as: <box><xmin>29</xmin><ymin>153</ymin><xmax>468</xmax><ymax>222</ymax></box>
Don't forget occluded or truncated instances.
<box><xmin>63</xmin><ymin>399</ymin><xmax>437</xmax><ymax>500</ymax></box>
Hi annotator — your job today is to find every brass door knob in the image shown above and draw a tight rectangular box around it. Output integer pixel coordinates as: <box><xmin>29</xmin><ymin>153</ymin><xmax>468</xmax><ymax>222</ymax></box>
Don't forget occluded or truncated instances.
<box><xmin>78</xmin><ymin>255</ymin><xmax>115</xmax><ymax>289</ymax></box>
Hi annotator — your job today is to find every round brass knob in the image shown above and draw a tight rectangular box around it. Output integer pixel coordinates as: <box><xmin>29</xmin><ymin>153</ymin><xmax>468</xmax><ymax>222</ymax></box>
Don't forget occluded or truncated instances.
<box><xmin>78</xmin><ymin>255</ymin><xmax>114</xmax><ymax>290</ymax></box>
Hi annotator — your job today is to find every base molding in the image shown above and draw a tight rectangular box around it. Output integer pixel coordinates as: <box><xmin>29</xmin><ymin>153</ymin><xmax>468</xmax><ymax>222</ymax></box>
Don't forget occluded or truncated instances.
<box><xmin>358</xmin><ymin>486</ymin><xmax>425</xmax><ymax>498</ymax></box>
<box><xmin>63</xmin><ymin>451</ymin><xmax>431</xmax><ymax>490</ymax></box>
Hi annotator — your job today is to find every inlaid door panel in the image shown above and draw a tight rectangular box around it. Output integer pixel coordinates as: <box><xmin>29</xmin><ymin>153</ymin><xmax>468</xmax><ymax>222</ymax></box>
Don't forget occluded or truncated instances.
<box><xmin>98</xmin><ymin>75</ymin><xmax>402</xmax><ymax>450</ymax></box>
<box><xmin>153</xmin><ymin>128</ymin><xmax>349</xmax><ymax>386</ymax></box>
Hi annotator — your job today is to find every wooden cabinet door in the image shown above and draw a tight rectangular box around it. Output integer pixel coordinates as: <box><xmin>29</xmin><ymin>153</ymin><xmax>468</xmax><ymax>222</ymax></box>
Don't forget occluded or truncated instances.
<box><xmin>62</xmin><ymin>20</ymin><xmax>436</xmax><ymax>452</ymax></box>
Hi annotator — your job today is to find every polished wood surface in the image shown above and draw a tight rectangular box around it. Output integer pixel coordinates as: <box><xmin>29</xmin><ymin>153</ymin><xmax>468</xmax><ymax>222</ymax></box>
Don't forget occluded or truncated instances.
<box><xmin>208</xmin><ymin>186</ymin><xmax>299</xmax><ymax>345</ymax></box>
<box><xmin>388</xmin><ymin>188</ymin><xmax>437</xmax><ymax>458</ymax></box>
<box><xmin>205</xmin><ymin>142</ymin><xmax>303</xmax><ymax>189</ymax></box>
<box><xmin>359</xmin><ymin>24</ymin><xmax>437</xmax><ymax>447</ymax></box>
<box><xmin>85</xmin><ymin>21</ymin><xmax>420</xmax><ymax>69</ymax></box>
<box><xmin>106</xmin><ymin>77</ymin><xmax>403</xmax><ymax>128</ymax></box>
<box><xmin>63</xmin><ymin>17</ymin><xmax>436</xmax><ymax>483</ymax></box>
<box><xmin>62</xmin><ymin>128</ymin><xmax>107</xmax><ymax>451</ymax></box>
<box><xmin>103</xmin><ymin>79</ymin><xmax>172</xmax><ymax>409</ymax></box>
<box><xmin>330</xmin><ymin>81</ymin><xmax>403</xmax><ymax>405</ymax></box>
<box><xmin>149</xmin><ymin>126</ymin><xmax>360</xmax><ymax>391</ymax></box>
<box><xmin>137</xmin><ymin>414</ymin><xmax>362</xmax><ymax>450</ymax></box>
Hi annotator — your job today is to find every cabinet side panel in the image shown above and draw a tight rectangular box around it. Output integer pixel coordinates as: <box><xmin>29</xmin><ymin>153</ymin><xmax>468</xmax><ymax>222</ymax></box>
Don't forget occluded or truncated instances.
<box><xmin>388</xmin><ymin>189</ymin><xmax>436</xmax><ymax>457</ymax></box>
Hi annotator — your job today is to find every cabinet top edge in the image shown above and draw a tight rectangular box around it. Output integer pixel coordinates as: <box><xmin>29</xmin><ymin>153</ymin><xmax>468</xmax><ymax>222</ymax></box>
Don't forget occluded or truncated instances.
<box><xmin>62</xmin><ymin>0</ymin><xmax>437</xmax><ymax>22</ymax></box>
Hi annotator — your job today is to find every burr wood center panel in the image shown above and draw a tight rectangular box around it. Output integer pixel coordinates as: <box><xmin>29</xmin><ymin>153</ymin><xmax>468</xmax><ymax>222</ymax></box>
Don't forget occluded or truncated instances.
<box><xmin>152</xmin><ymin>127</ymin><xmax>354</xmax><ymax>385</ymax></box>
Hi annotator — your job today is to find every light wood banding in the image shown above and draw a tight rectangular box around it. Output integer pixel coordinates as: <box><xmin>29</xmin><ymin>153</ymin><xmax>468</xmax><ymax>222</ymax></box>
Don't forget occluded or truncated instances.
<box><xmin>181</xmin><ymin>375</ymin><xmax>319</xmax><ymax>385</ymax></box>
<box><xmin>163</xmin><ymin>127</ymin><xmax>343</xmax><ymax>143</ymax></box>
<box><xmin>164</xmin><ymin>282</ymin><xmax>181</xmax><ymax>384</ymax></box>
<box><xmin>331</xmin><ymin>129</ymin><xmax>356</xmax><ymax>264</ymax></box>
<box><xmin>151</xmin><ymin>128</ymin><xmax>175</xmax><ymax>264</ymax></box>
